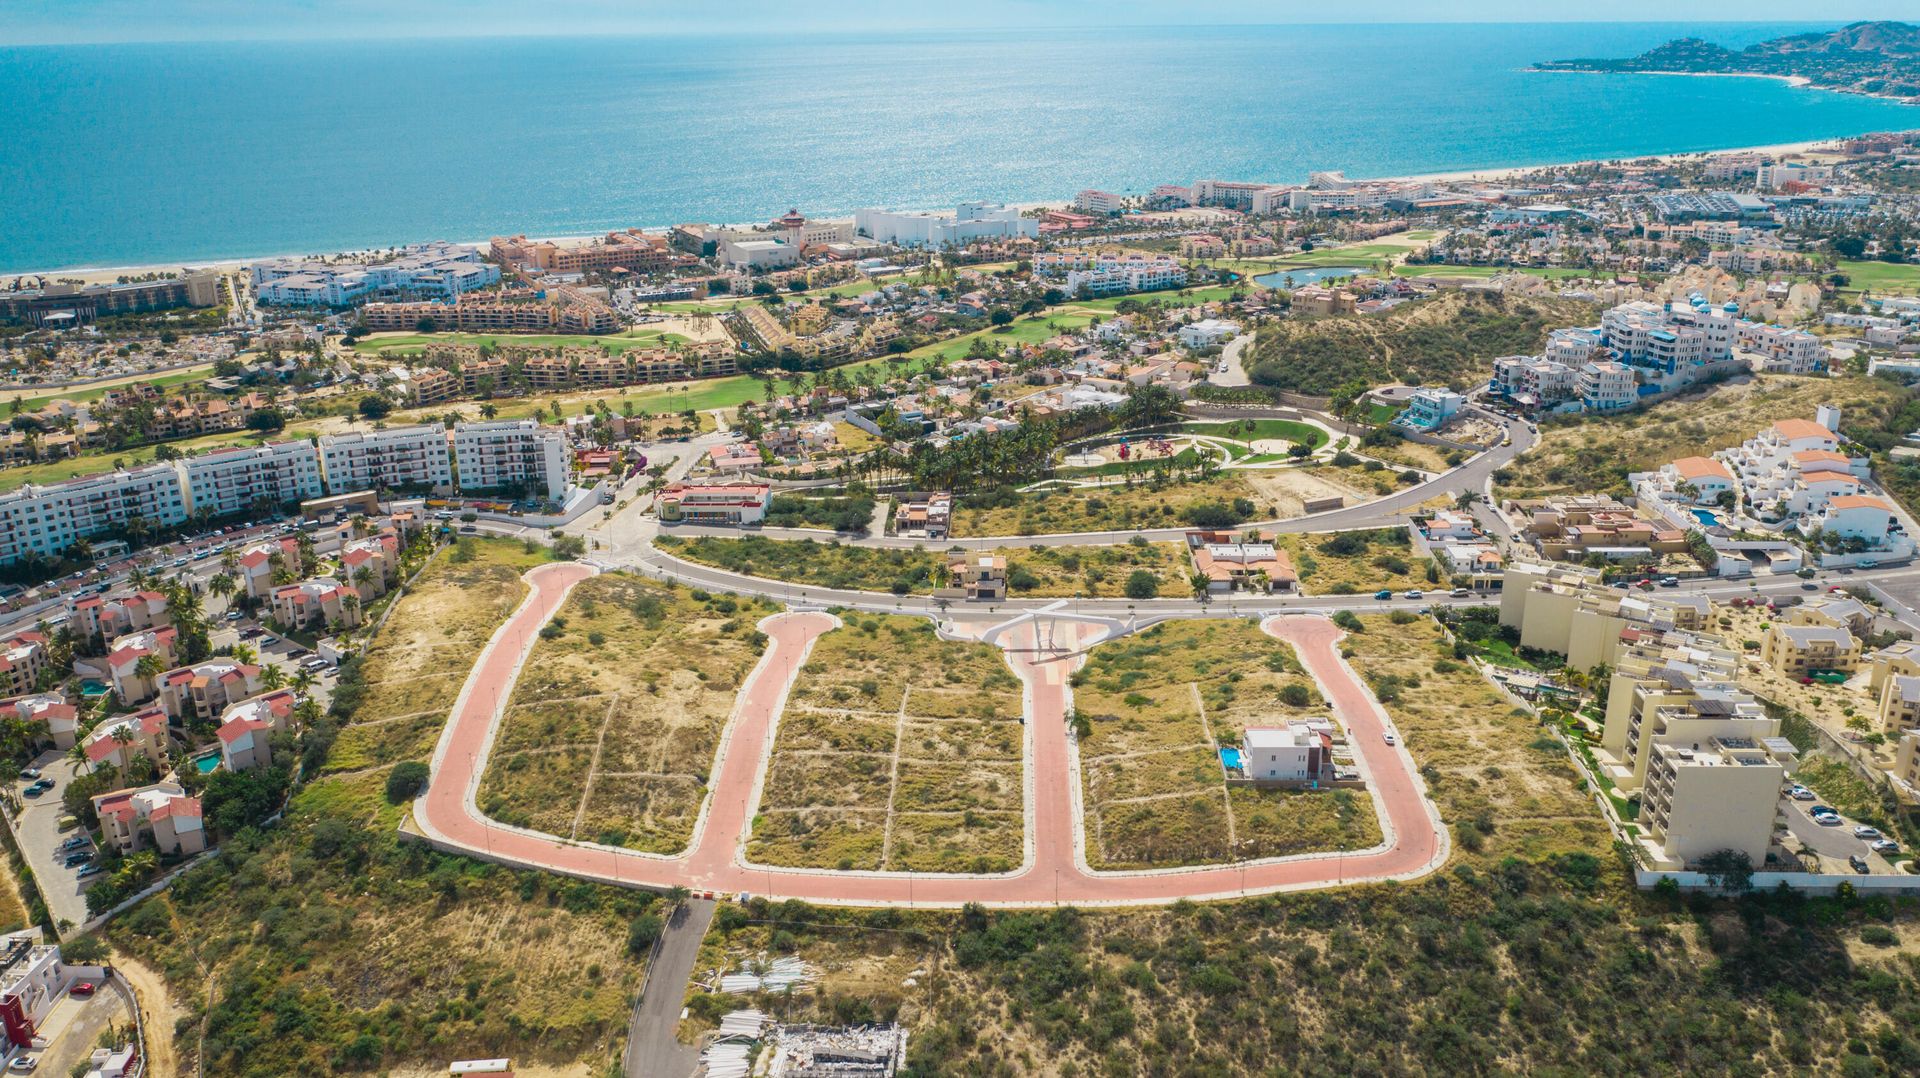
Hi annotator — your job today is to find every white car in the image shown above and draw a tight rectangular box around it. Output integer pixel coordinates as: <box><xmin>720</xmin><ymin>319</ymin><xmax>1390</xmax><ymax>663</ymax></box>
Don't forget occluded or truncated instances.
<box><xmin>1402</xmin><ymin>590</ymin><xmax>1423</xmax><ymax>600</ymax></box>
<box><xmin>1853</xmin><ymin>825</ymin><xmax>1883</xmax><ymax>840</ymax></box>
<box><xmin>1382</xmin><ymin>731</ymin><xmax>1398</xmax><ymax>746</ymax></box>
<box><xmin>1789</xmin><ymin>784</ymin><xmax>1815</xmax><ymax>801</ymax></box>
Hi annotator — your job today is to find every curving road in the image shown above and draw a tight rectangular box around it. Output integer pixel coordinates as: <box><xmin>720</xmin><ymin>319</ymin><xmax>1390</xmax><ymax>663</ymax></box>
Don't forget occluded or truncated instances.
<box><xmin>412</xmin><ymin>563</ymin><xmax>1448</xmax><ymax>907</ymax></box>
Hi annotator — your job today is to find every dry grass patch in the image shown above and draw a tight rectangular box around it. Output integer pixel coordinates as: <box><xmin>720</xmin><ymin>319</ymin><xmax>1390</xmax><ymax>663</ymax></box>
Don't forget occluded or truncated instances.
<box><xmin>1339</xmin><ymin>613</ymin><xmax>1610</xmax><ymax>863</ymax></box>
<box><xmin>1497</xmin><ymin>373</ymin><xmax>1907</xmax><ymax>499</ymax></box>
<box><xmin>477</xmin><ymin>573</ymin><xmax>773</xmax><ymax>854</ymax></box>
<box><xmin>666</xmin><ymin>534</ymin><xmax>1188</xmax><ymax>599</ymax></box>
<box><xmin>749</xmin><ymin>615</ymin><xmax>1025</xmax><ymax>871</ymax></box>
<box><xmin>950</xmin><ymin>473</ymin><xmax>1262</xmax><ymax>537</ymax></box>
<box><xmin>322</xmin><ymin>713</ymin><xmax>445</xmax><ymax>774</ymax></box>
<box><xmin>1275</xmin><ymin>527</ymin><xmax>1429</xmax><ymax>596</ymax></box>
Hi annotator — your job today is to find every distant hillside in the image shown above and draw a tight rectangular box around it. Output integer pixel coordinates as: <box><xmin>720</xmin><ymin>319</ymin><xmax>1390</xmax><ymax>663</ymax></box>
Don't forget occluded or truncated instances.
<box><xmin>1535</xmin><ymin>21</ymin><xmax>1920</xmax><ymax>100</ymax></box>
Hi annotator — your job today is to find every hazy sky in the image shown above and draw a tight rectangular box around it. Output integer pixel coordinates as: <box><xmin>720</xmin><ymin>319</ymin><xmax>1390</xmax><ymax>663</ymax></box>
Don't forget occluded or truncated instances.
<box><xmin>3</xmin><ymin>1</ymin><xmax>1914</xmax><ymax>45</ymax></box>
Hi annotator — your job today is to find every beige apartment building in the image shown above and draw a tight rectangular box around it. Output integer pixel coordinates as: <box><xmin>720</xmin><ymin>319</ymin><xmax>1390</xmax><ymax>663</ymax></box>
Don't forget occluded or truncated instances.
<box><xmin>1638</xmin><ymin>735</ymin><xmax>1796</xmax><ymax>871</ymax></box>
<box><xmin>1500</xmin><ymin>562</ymin><xmax>1709</xmax><ymax>673</ymax></box>
<box><xmin>1762</xmin><ymin>621</ymin><xmax>1862</xmax><ymax>678</ymax></box>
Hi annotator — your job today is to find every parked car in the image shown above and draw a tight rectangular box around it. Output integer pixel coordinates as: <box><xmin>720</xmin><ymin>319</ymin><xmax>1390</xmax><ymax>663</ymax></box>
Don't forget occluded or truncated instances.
<box><xmin>1800</xmin><ymin>581</ymin><xmax>1819</xmax><ymax>591</ymax></box>
<box><xmin>22</xmin><ymin>783</ymin><xmax>50</xmax><ymax>799</ymax></box>
<box><xmin>1450</xmin><ymin>588</ymin><xmax>1470</xmax><ymax>598</ymax></box>
<box><xmin>67</xmin><ymin>983</ymin><xmax>94</xmax><ymax>998</ymax></box>
<box><xmin>224</xmin><ymin>610</ymin><xmax>244</xmax><ymax>621</ymax></box>
<box><xmin>9</xmin><ymin>1055</ymin><xmax>38</xmax><ymax>1072</ymax></box>
<box><xmin>75</xmin><ymin>865</ymin><xmax>102</xmax><ymax>879</ymax></box>
<box><xmin>1788</xmin><ymin>784</ymin><xmax>1815</xmax><ymax>801</ymax></box>
<box><xmin>1658</xmin><ymin>577</ymin><xmax>1679</xmax><ymax>588</ymax></box>
<box><xmin>1850</xmin><ymin>854</ymin><xmax>1871</xmax><ymax>874</ymax></box>
<box><xmin>16</xmin><ymin>769</ymin><xmax>39</xmax><ymax>781</ymax></box>
<box><xmin>1853</xmin><ymin>825</ymin><xmax>1883</xmax><ymax>840</ymax></box>
<box><xmin>1871</xmin><ymin>839</ymin><xmax>1901</xmax><ymax>855</ymax></box>
<box><xmin>1374</xmin><ymin>590</ymin><xmax>1392</xmax><ymax>600</ymax></box>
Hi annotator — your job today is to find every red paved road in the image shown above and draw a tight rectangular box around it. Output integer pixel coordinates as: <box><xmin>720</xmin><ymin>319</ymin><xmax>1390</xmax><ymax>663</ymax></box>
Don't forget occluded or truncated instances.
<box><xmin>415</xmin><ymin>567</ymin><xmax>1446</xmax><ymax>907</ymax></box>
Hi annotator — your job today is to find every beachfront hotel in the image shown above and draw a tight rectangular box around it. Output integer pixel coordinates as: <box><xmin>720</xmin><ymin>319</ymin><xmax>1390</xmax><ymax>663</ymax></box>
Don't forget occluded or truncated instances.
<box><xmin>853</xmin><ymin>202</ymin><xmax>1037</xmax><ymax>247</ymax></box>
<box><xmin>251</xmin><ymin>241</ymin><xmax>500</xmax><ymax>307</ymax></box>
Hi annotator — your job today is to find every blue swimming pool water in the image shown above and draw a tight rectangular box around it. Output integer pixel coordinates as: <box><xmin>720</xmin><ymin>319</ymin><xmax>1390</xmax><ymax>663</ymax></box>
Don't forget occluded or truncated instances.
<box><xmin>194</xmin><ymin>755</ymin><xmax>220</xmax><ymax>775</ymax></box>
<box><xmin>78</xmin><ymin>679</ymin><xmax>107</xmax><ymax>697</ymax></box>
<box><xmin>1220</xmin><ymin>747</ymin><xmax>1243</xmax><ymax>771</ymax></box>
<box><xmin>1691</xmin><ymin>508</ymin><xmax>1720</xmax><ymax>527</ymax></box>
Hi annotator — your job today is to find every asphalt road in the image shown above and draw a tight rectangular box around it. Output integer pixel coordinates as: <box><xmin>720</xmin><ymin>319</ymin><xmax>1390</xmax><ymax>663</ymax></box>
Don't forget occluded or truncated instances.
<box><xmin>624</xmin><ymin>897</ymin><xmax>715</xmax><ymax>1078</ymax></box>
<box><xmin>1783</xmin><ymin>799</ymin><xmax>1892</xmax><ymax>873</ymax></box>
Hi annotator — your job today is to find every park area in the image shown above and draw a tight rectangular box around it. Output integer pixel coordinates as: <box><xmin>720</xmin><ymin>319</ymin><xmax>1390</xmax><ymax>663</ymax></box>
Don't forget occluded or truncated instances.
<box><xmin>349</xmin><ymin>327</ymin><xmax>692</xmax><ymax>356</ymax></box>
<box><xmin>748</xmin><ymin>615</ymin><xmax>1027</xmax><ymax>873</ymax></box>
<box><xmin>1073</xmin><ymin>620</ymin><xmax>1380</xmax><ymax>868</ymax></box>
<box><xmin>476</xmin><ymin>573</ymin><xmax>776</xmax><ymax>853</ymax></box>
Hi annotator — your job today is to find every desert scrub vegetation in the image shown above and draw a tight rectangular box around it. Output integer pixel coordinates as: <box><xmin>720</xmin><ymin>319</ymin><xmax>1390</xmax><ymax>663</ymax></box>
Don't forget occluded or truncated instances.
<box><xmin>1495</xmin><ymin>373</ymin><xmax>1908</xmax><ymax>500</ymax></box>
<box><xmin>1073</xmin><ymin>620</ymin><xmax>1379</xmax><ymax>867</ymax></box>
<box><xmin>1275</xmin><ymin>526</ymin><xmax>1433</xmax><ymax>596</ymax></box>
<box><xmin>104</xmin><ymin>539</ymin><xmax>660</xmax><ymax>1076</ymax></box>
<box><xmin>749</xmin><ymin>615</ymin><xmax>1026</xmax><ymax>872</ymax></box>
<box><xmin>478</xmin><ymin>573</ymin><xmax>775</xmax><ymax>853</ymax></box>
<box><xmin>1246</xmin><ymin>290</ymin><xmax>1599</xmax><ymax>395</ymax></box>
<box><xmin>662</xmin><ymin>533</ymin><xmax>1186</xmax><ymax>597</ymax></box>
<box><xmin>950</xmin><ymin>474</ymin><xmax>1263</xmax><ymax>537</ymax></box>
<box><xmin>685</xmin><ymin>613</ymin><xmax>1920</xmax><ymax>1078</ymax></box>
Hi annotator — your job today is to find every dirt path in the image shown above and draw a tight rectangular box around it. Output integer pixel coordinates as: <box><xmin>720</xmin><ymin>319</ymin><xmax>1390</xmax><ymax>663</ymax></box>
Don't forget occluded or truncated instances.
<box><xmin>111</xmin><ymin>950</ymin><xmax>182</xmax><ymax>1078</ymax></box>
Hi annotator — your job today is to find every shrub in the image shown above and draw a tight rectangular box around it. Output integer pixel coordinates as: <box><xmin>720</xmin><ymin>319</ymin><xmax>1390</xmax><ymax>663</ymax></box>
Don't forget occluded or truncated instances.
<box><xmin>1332</xmin><ymin>611</ymin><xmax>1364</xmax><ymax>632</ymax></box>
<box><xmin>1124</xmin><ymin>570</ymin><xmax>1159</xmax><ymax>600</ymax></box>
<box><xmin>386</xmin><ymin>761</ymin><xmax>430</xmax><ymax>804</ymax></box>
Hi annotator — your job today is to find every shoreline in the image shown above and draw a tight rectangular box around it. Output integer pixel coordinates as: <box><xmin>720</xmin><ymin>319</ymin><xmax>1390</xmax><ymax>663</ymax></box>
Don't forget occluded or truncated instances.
<box><xmin>5</xmin><ymin>127</ymin><xmax>1903</xmax><ymax>284</ymax></box>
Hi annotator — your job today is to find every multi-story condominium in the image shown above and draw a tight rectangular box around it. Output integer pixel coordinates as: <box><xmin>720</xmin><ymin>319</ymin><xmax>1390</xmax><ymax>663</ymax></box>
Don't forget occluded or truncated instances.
<box><xmin>1500</xmin><ymin>562</ymin><xmax>1708</xmax><ymax>672</ymax></box>
<box><xmin>174</xmin><ymin>441</ymin><xmax>324</xmax><ymax>519</ymax></box>
<box><xmin>452</xmin><ymin>420</ymin><xmax>569</xmax><ymax>500</ymax></box>
<box><xmin>1638</xmin><ymin>735</ymin><xmax>1796</xmax><ymax>871</ymax></box>
<box><xmin>0</xmin><ymin>632</ymin><xmax>51</xmax><ymax>697</ymax></box>
<box><xmin>1642</xmin><ymin>456</ymin><xmax>1735</xmax><ymax>506</ymax></box>
<box><xmin>217</xmin><ymin>689</ymin><xmax>298</xmax><ymax>772</ymax></box>
<box><xmin>156</xmin><ymin>658</ymin><xmax>263</xmax><ymax>722</ymax></box>
<box><xmin>106</xmin><ymin>627</ymin><xmax>178</xmax><ymax>704</ymax></box>
<box><xmin>490</xmin><ymin>230</ymin><xmax>675</xmax><ymax>275</ymax></box>
<box><xmin>0</xmin><ymin>273</ymin><xmax>222</xmax><ymax>327</ymax></box>
<box><xmin>2</xmin><ymin>692</ymin><xmax>79</xmax><ymax>749</ymax></box>
<box><xmin>853</xmin><ymin>203</ymin><xmax>1037</xmax><ymax>247</ymax></box>
<box><xmin>0</xmin><ymin>464</ymin><xmax>189</xmax><ymax>566</ymax></box>
<box><xmin>235</xmin><ymin>536</ymin><xmax>300</xmax><ymax>599</ymax></box>
<box><xmin>317</xmin><ymin>424</ymin><xmax>453</xmax><ymax>494</ymax></box>
<box><xmin>252</xmin><ymin>241</ymin><xmax>500</xmax><ymax>306</ymax></box>
<box><xmin>1755</xmin><ymin>161</ymin><xmax>1833</xmax><ymax>190</ymax></box>
<box><xmin>1762</xmin><ymin>621</ymin><xmax>1862</xmax><ymax>677</ymax></box>
<box><xmin>403</xmin><ymin>366</ymin><xmax>459</xmax><ymax>406</ymax></box>
<box><xmin>455</xmin><ymin>356</ymin><xmax>511</xmax><ymax>397</ymax></box>
<box><xmin>656</xmin><ymin>483</ymin><xmax>771</xmax><ymax>525</ymax></box>
<box><xmin>270</xmin><ymin>578</ymin><xmax>361</xmax><ymax>631</ymax></box>
<box><xmin>1601</xmin><ymin>300</ymin><xmax>1736</xmax><ymax>372</ymax></box>
<box><xmin>72</xmin><ymin>590</ymin><xmax>169</xmax><ymax>642</ymax></box>
<box><xmin>1599</xmin><ymin>633</ymin><xmax>1752</xmax><ymax>785</ymax></box>
<box><xmin>1880</xmin><ymin>674</ymin><xmax>1920</xmax><ymax>733</ymax></box>
<box><xmin>1063</xmin><ymin>256</ymin><xmax>1187</xmax><ymax>297</ymax></box>
<box><xmin>1576</xmin><ymin>360</ymin><xmax>1638</xmax><ymax>412</ymax></box>
<box><xmin>1074</xmin><ymin>189</ymin><xmax>1124</xmax><ymax>215</ymax></box>
<box><xmin>1736</xmin><ymin>322</ymin><xmax>1827</xmax><ymax>374</ymax></box>
<box><xmin>1490</xmin><ymin>355</ymin><xmax>1581</xmax><ymax>408</ymax></box>
<box><xmin>1817</xmin><ymin>494</ymin><xmax>1898</xmax><ymax>544</ymax></box>
<box><xmin>81</xmin><ymin>706</ymin><xmax>169</xmax><ymax>772</ymax></box>
<box><xmin>339</xmin><ymin>531</ymin><xmax>401</xmax><ymax>599</ymax></box>
<box><xmin>92</xmin><ymin>782</ymin><xmax>206</xmax><ymax>856</ymax></box>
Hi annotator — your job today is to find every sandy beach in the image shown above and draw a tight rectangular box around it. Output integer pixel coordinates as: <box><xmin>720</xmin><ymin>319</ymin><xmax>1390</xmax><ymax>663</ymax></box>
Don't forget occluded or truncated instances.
<box><xmin>7</xmin><ymin>127</ymin><xmax>1904</xmax><ymax>287</ymax></box>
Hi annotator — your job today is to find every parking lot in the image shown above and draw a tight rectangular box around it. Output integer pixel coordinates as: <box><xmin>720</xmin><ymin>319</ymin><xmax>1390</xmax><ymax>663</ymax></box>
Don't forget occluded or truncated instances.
<box><xmin>11</xmin><ymin>754</ymin><xmax>99</xmax><ymax>933</ymax></box>
<box><xmin>1780</xmin><ymin>795</ymin><xmax>1903</xmax><ymax>875</ymax></box>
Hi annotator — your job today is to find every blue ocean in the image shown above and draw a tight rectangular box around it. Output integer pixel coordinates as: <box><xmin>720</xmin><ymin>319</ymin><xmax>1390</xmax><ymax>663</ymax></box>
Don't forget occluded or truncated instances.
<box><xmin>0</xmin><ymin>22</ymin><xmax>1913</xmax><ymax>272</ymax></box>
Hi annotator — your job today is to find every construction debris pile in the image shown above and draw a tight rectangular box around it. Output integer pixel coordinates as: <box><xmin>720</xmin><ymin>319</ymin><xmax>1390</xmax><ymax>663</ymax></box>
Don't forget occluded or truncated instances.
<box><xmin>766</xmin><ymin>1024</ymin><xmax>908</xmax><ymax>1078</ymax></box>
<box><xmin>719</xmin><ymin>955</ymin><xmax>815</xmax><ymax>994</ymax></box>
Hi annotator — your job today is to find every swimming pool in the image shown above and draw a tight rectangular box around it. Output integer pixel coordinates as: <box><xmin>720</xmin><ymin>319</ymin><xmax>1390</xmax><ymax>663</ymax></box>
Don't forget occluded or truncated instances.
<box><xmin>1219</xmin><ymin>747</ymin><xmax>1243</xmax><ymax>772</ymax></box>
<box><xmin>1690</xmin><ymin>508</ymin><xmax>1721</xmax><ymax>527</ymax></box>
<box><xmin>79</xmin><ymin>679</ymin><xmax>108</xmax><ymax>698</ymax></box>
<box><xmin>193</xmin><ymin>754</ymin><xmax>220</xmax><ymax>775</ymax></box>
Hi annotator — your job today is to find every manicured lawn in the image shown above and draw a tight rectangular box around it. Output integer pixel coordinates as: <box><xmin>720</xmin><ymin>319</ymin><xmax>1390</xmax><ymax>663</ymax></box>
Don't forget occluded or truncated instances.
<box><xmin>1</xmin><ymin>366</ymin><xmax>217</xmax><ymax>413</ymax></box>
<box><xmin>1181</xmin><ymin>418</ymin><xmax>1329</xmax><ymax>451</ymax></box>
<box><xmin>351</xmin><ymin>329</ymin><xmax>685</xmax><ymax>355</ymax></box>
<box><xmin>1837</xmin><ymin>260</ymin><xmax>1920</xmax><ymax>297</ymax></box>
<box><xmin>1392</xmin><ymin>264</ymin><xmax>1592</xmax><ymax>280</ymax></box>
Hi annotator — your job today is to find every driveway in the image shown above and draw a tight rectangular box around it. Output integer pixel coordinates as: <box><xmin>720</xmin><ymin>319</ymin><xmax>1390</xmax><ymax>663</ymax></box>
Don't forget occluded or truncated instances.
<box><xmin>624</xmin><ymin>898</ymin><xmax>715</xmax><ymax>1078</ymax></box>
<box><xmin>10</xmin><ymin>753</ymin><xmax>97</xmax><ymax>932</ymax></box>
<box><xmin>22</xmin><ymin>981</ymin><xmax>133</xmax><ymax>1076</ymax></box>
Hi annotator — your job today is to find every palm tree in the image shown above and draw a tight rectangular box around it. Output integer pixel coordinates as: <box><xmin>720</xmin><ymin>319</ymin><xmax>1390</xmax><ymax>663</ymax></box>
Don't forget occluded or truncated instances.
<box><xmin>1188</xmin><ymin>573</ymin><xmax>1213</xmax><ymax>602</ymax></box>
<box><xmin>231</xmin><ymin>643</ymin><xmax>256</xmax><ymax>666</ymax></box>
<box><xmin>260</xmin><ymin>664</ymin><xmax>286</xmax><ymax>691</ymax></box>
<box><xmin>133</xmin><ymin>654</ymin><xmax>165</xmax><ymax>685</ymax></box>
<box><xmin>208</xmin><ymin>572</ymin><xmax>238</xmax><ymax>603</ymax></box>
<box><xmin>292</xmin><ymin>668</ymin><xmax>317</xmax><ymax>696</ymax></box>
